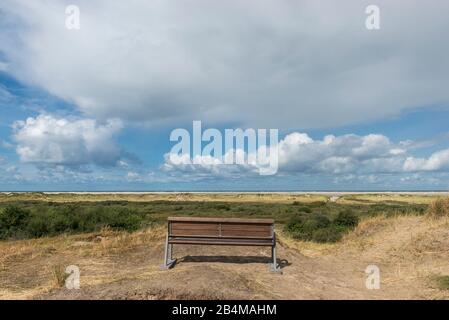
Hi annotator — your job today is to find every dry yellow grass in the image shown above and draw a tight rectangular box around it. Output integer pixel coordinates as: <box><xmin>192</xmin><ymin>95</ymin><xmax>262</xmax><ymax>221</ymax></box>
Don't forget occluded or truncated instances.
<box><xmin>0</xmin><ymin>192</ymin><xmax>328</xmax><ymax>203</ymax></box>
<box><xmin>336</xmin><ymin>193</ymin><xmax>442</xmax><ymax>205</ymax></box>
<box><xmin>0</xmin><ymin>225</ymin><xmax>167</xmax><ymax>299</ymax></box>
<box><xmin>51</xmin><ymin>264</ymin><xmax>68</xmax><ymax>288</ymax></box>
<box><xmin>426</xmin><ymin>197</ymin><xmax>449</xmax><ymax>218</ymax></box>
<box><xmin>1</xmin><ymin>191</ymin><xmax>446</xmax><ymax>204</ymax></box>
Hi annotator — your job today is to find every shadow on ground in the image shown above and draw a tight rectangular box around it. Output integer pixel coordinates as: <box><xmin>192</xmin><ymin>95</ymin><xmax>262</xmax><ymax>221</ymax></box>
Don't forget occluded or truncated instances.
<box><xmin>180</xmin><ymin>255</ymin><xmax>291</xmax><ymax>269</ymax></box>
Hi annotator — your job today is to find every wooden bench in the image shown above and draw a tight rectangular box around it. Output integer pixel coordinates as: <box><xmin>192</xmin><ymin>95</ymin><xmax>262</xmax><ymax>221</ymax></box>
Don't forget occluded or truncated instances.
<box><xmin>161</xmin><ymin>217</ymin><xmax>281</xmax><ymax>273</ymax></box>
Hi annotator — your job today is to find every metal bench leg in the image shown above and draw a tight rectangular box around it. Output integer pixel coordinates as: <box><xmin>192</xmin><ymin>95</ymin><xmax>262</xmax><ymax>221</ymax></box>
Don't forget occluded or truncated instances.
<box><xmin>160</xmin><ymin>234</ymin><xmax>176</xmax><ymax>270</ymax></box>
<box><xmin>269</xmin><ymin>233</ymin><xmax>282</xmax><ymax>274</ymax></box>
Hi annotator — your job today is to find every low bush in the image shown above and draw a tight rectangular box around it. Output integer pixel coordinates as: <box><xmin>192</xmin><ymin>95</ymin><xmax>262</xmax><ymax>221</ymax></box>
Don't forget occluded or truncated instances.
<box><xmin>0</xmin><ymin>205</ymin><xmax>146</xmax><ymax>240</ymax></box>
<box><xmin>0</xmin><ymin>206</ymin><xmax>31</xmax><ymax>239</ymax></box>
<box><xmin>284</xmin><ymin>211</ymin><xmax>359</xmax><ymax>243</ymax></box>
<box><xmin>213</xmin><ymin>203</ymin><xmax>231</xmax><ymax>211</ymax></box>
<box><xmin>291</xmin><ymin>202</ymin><xmax>312</xmax><ymax>213</ymax></box>
<box><xmin>311</xmin><ymin>225</ymin><xmax>345</xmax><ymax>243</ymax></box>
<box><xmin>334</xmin><ymin>210</ymin><xmax>359</xmax><ymax>228</ymax></box>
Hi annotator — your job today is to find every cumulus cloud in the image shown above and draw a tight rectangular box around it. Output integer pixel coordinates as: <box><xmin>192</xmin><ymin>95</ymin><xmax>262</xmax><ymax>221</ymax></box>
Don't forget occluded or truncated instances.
<box><xmin>162</xmin><ymin>131</ymin><xmax>449</xmax><ymax>178</ymax></box>
<box><xmin>278</xmin><ymin>133</ymin><xmax>407</xmax><ymax>173</ymax></box>
<box><xmin>403</xmin><ymin>149</ymin><xmax>449</xmax><ymax>172</ymax></box>
<box><xmin>1</xmin><ymin>0</ymin><xmax>449</xmax><ymax>128</ymax></box>
<box><xmin>162</xmin><ymin>151</ymin><xmax>261</xmax><ymax>179</ymax></box>
<box><xmin>12</xmin><ymin>114</ymin><xmax>124</xmax><ymax>167</ymax></box>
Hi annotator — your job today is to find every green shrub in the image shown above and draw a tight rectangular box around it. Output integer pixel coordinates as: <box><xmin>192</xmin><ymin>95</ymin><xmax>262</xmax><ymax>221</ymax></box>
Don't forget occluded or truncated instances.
<box><xmin>105</xmin><ymin>208</ymin><xmax>142</xmax><ymax>231</ymax></box>
<box><xmin>26</xmin><ymin>215</ymin><xmax>51</xmax><ymax>238</ymax></box>
<box><xmin>311</xmin><ymin>226</ymin><xmax>343</xmax><ymax>243</ymax></box>
<box><xmin>213</xmin><ymin>203</ymin><xmax>231</xmax><ymax>211</ymax></box>
<box><xmin>284</xmin><ymin>216</ymin><xmax>301</xmax><ymax>231</ymax></box>
<box><xmin>284</xmin><ymin>214</ymin><xmax>331</xmax><ymax>241</ymax></box>
<box><xmin>284</xmin><ymin>211</ymin><xmax>359</xmax><ymax>243</ymax></box>
<box><xmin>308</xmin><ymin>201</ymin><xmax>327</xmax><ymax>207</ymax></box>
<box><xmin>0</xmin><ymin>205</ymin><xmax>146</xmax><ymax>239</ymax></box>
<box><xmin>292</xmin><ymin>204</ymin><xmax>312</xmax><ymax>213</ymax></box>
<box><xmin>0</xmin><ymin>206</ymin><xmax>31</xmax><ymax>239</ymax></box>
<box><xmin>334</xmin><ymin>210</ymin><xmax>359</xmax><ymax>228</ymax></box>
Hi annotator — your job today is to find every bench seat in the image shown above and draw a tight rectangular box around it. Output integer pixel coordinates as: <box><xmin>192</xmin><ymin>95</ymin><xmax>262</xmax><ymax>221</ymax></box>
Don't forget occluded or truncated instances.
<box><xmin>161</xmin><ymin>216</ymin><xmax>281</xmax><ymax>273</ymax></box>
<box><xmin>169</xmin><ymin>236</ymin><xmax>274</xmax><ymax>246</ymax></box>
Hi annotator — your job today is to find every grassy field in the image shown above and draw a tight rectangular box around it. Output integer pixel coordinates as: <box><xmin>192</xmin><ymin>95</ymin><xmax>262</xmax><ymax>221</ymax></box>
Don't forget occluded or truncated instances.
<box><xmin>0</xmin><ymin>192</ymin><xmax>431</xmax><ymax>241</ymax></box>
<box><xmin>1</xmin><ymin>192</ymin><xmax>448</xmax><ymax>300</ymax></box>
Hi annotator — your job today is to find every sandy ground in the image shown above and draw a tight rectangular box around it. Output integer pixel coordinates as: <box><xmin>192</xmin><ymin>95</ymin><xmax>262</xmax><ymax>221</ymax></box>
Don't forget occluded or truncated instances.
<box><xmin>1</xmin><ymin>214</ymin><xmax>448</xmax><ymax>300</ymax></box>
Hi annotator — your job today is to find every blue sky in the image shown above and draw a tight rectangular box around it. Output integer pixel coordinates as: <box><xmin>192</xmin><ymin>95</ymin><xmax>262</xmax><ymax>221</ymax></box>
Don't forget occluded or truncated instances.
<box><xmin>1</xmin><ymin>0</ymin><xmax>449</xmax><ymax>191</ymax></box>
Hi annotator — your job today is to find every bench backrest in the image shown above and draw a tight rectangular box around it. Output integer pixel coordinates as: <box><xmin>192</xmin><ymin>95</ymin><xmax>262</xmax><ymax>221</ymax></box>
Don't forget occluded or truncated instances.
<box><xmin>167</xmin><ymin>217</ymin><xmax>274</xmax><ymax>239</ymax></box>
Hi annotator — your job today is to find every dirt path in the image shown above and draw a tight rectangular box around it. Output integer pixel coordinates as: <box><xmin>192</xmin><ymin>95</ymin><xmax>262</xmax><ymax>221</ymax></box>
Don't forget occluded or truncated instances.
<box><xmin>1</xmin><ymin>216</ymin><xmax>448</xmax><ymax>300</ymax></box>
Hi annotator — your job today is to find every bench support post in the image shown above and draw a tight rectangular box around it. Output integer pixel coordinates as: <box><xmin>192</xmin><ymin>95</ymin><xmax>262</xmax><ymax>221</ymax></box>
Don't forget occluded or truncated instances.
<box><xmin>269</xmin><ymin>233</ymin><xmax>282</xmax><ymax>273</ymax></box>
<box><xmin>160</xmin><ymin>233</ymin><xmax>176</xmax><ymax>270</ymax></box>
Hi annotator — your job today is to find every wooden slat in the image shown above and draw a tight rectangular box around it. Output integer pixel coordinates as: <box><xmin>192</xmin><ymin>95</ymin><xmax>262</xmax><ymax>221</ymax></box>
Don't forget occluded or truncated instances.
<box><xmin>168</xmin><ymin>216</ymin><xmax>274</xmax><ymax>224</ymax></box>
<box><xmin>171</xmin><ymin>229</ymin><xmax>219</xmax><ymax>237</ymax></box>
<box><xmin>221</xmin><ymin>230</ymin><xmax>272</xmax><ymax>238</ymax></box>
<box><xmin>171</xmin><ymin>222</ymin><xmax>219</xmax><ymax>230</ymax></box>
<box><xmin>171</xmin><ymin>228</ymin><xmax>218</xmax><ymax>234</ymax></box>
<box><xmin>220</xmin><ymin>223</ymin><xmax>272</xmax><ymax>238</ymax></box>
<box><xmin>220</xmin><ymin>224</ymin><xmax>271</xmax><ymax>231</ymax></box>
<box><xmin>169</xmin><ymin>238</ymin><xmax>273</xmax><ymax>246</ymax></box>
<box><xmin>170</xmin><ymin>221</ymin><xmax>219</xmax><ymax>237</ymax></box>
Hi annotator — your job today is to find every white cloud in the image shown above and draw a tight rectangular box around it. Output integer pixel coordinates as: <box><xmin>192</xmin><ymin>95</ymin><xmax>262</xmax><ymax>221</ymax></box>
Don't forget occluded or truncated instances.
<box><xmin>12</xmin><ymin>114</ymin><xmax>123</xmax><ymax>167</ymax></box>
<box><xmin>126</xmin><ymin>171</ymin><xmax>141</xmax><ymax>181</ymax></box>
<box><xmin>278</xmin><ymin>133</ymin><xmax>405</xmax><ymax>173</ymax></box>
<box><xmin>162</xmin><ymin>132</ymin><xmax>409</xmax><ymax>177</ymax></box>
<box><xmin>162</xmin><ymin>151</ymin><xmax>260</xmax><ymax>179</ymax></box>
<box><xmin>1</xmin><ymin>0</ymin><xmax>448</xmax><ymax>128</ymax></box>
<box><xmin>403</xmin><ymin>149</ymin><xmax>449</xmax><ymax>172</ymax></box>
<box><xmin>163</xmin><ymin>131</ymin><xmax>449</xmax><ymax>179</ymax></box>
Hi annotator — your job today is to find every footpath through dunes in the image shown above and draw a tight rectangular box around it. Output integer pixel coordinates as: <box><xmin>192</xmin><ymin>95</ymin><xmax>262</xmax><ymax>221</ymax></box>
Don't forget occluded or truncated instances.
<box><xmin>0</xmin><ymin>215</ymin><xmax>448</xmax><ymax>300</ymax></box>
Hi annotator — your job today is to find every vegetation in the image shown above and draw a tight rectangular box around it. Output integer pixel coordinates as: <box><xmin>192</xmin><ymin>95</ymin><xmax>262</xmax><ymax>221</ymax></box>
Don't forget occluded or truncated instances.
<box><xmin>333</xmin><ymin>210</ymin><xmax>359</xmax><ymax>228</ymax></box>
<box><xmin>0</xmin><ymin>197</ymin><xmax>427</xmax><ymax>242</ymax></box>
<box><xmin>0</xmin><ymin>206</ymin><xmax>31</xmax><ymax>239</ymax></box>
<box><xmin>434</xmin><ymin>275</ymin><xmax>449</xmax><ymax>290</ymax></box>
<box><xmin>426</xmin><ymin>197</ymin><xmax>449</xmax><ymax>218</ymax></box>
<box><xmin>0</xmin><ymin>203</ymin><xmax>146</xmax><ymax>239</ymax></box>
<box><xmin>284</xmin><ymin>210</ymin><xmax>360</xmax><ymax>243</ymax></box>
<box><xmin>52</xmin><ymin>264</ymin><xmax>69</xmax><ymax>288</ymax></box>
